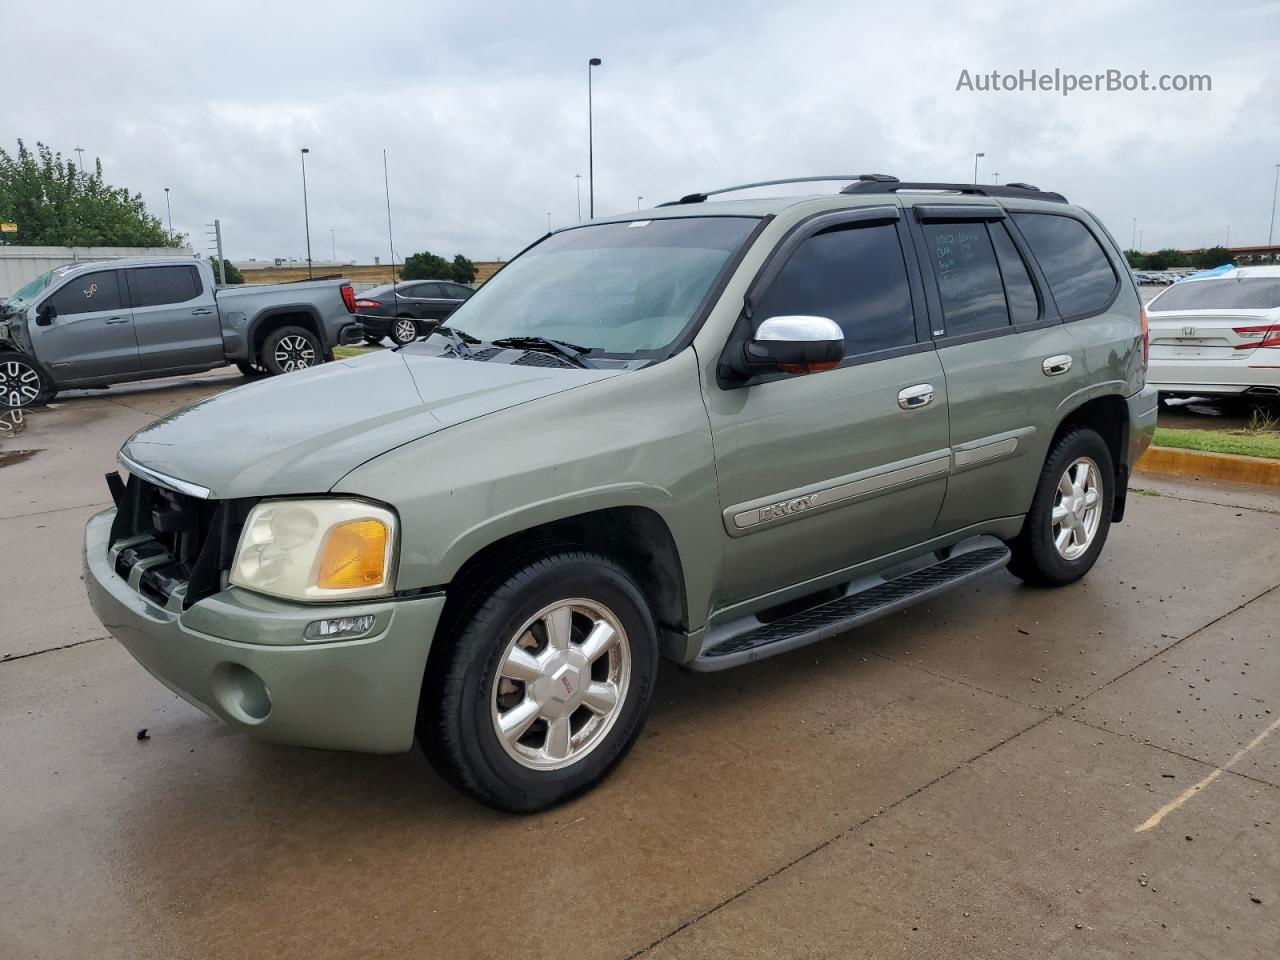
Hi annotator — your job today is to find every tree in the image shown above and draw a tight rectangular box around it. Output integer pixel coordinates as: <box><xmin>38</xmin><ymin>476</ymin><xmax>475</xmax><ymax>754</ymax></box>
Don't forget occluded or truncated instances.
<box><xmin>449</xmin><ymin>254</ymin><xmax>476</xmax><ymax>284</ymax></box>
<box><xmin>0</xmin><ymin>140</ymin><xmax>182</xmax><ymax>247</ymax></box>
<box><xmin>1189</xmin><ymin>246</ymin><xmax>1233</xmax><ymax>269</ymax></box>
<box><xmin>401</xmin><ymin>250</ymin><xmax>451</xmax><ymax>280</ymax></box>
<box><xmin>209</xmin><ymin>258</ymin><xmax>244</xmax><ymax>284</ymax></box>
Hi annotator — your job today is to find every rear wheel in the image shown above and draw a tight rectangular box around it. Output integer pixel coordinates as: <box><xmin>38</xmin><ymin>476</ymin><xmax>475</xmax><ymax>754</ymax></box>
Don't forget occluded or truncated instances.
<box><xmin>419</xmin><ymin>550</ymin><xmax>658</xmax><ymax>812</ymax></box>
<box><xmin>390</xmin><ymin>317</ymin><xmax>419</xmax><ymax>346</ymax></box>
<box><xmin>0</xmin><ymin>354</ymin><xmax>56</xmax><ymax>408</ymax></box>
<box><xmin>260</xmin><ymin>326</ymin><xmax>322</xmax><ymax>375</ymax></box>
<box><xmin>1008</xmin><ymin>427</ymin><xmax>1115</xmax><ymax>587</ymax></box>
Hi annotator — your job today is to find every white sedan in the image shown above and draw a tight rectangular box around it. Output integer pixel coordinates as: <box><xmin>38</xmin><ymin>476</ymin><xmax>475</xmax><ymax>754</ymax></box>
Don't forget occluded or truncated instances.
<box><xmin>1146</xmin><ymin>265</ymin><xmax>1280</xmax><ymax>400</ymax></box>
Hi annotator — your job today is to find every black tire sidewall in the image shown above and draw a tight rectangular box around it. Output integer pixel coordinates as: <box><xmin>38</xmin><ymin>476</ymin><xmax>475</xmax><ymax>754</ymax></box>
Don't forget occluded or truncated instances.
<box><xmin>1017</xmin><ymin>428</ymin><xmax>1116</xmax><ymax>585</ymax></box>
<box><xmin>259</xmin><ymin>326</ymin><xmax>322</xmax><ymax>376</ymax></box>
<box><xmin>0</xmin><ymin>352</ymin><xmax>56</xmax><ymax>408</ymax></box>
<box><xmin>433</xmin><ymin>555</ymin><xmax>658</xmax><ymax>812</ymax></box>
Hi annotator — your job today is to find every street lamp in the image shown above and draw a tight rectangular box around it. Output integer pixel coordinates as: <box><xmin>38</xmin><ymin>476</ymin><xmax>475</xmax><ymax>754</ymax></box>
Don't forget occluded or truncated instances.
<box><xmin>163</xmin><ymin>187</ymin><xmax>173</xmax><ymax>241</ymax></box>
<box><xmin>546</xmin><ymin>211</ymin><xmax>552</xmax><ymax>233</ymax></box>
<box><xmin>74</xmin><ymin>147</ymin><xmax>85</xmax><ymax>175</ymax></box>
<box><xmin>330</xmin><ymin>228</ymin><xmax>336</xmax><ymax>262</ymax></box>
<box><xmin>636</xmin><ymin>195</ymin><xmax>644</xmax><ymax>210</ymax></box>
<box><xmin>973</xmin><ymin>152</ymin><xmax>985</xmax><ymax>184</ymax></box>
<box><xmin>1131</xmin><ymin>218</ymin><xmax>1137</xmax><ymax>249</ymax></box>
<box><xmin>588</xmin><ymin>57</ymin><xmax>602</xmax><ymax>218</ymax></box>
<box><xmin>300</xmin><ymin>148</ymin><xmax>313</xmax><ymax>279</ymax></box>
<box><xmin>992</xmin><ymin>172</ymin><xmax>999</xmax><ymax>185</ymax></box>
<box><xmin>1269</xmin><ymin>163</ymin><xmax>1280</xmax><ymax>247</ymax></box>
<box><xmin>575</xmin><ymin>173</ymin><xmax>583</xmax><ymax>222</ymax></box>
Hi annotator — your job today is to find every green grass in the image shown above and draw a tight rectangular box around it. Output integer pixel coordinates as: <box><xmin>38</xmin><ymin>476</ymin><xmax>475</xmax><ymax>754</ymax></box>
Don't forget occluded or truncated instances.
<box><xmin>1153</xmin><ymin>427</ymin><xmax>1280</xmax><ymax>460</ymax></box>
<box><xmin>333</xmin><ymin>345</ymin><xmax>377</xmax><ymax>359</ymax></box>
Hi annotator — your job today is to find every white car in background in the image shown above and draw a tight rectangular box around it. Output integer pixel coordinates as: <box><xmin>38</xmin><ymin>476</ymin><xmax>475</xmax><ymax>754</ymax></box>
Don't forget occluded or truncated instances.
<box><xmin>1145</xmin><ymin>265</ymin><xmax>1280</xmax><ymax>401</ymax></box>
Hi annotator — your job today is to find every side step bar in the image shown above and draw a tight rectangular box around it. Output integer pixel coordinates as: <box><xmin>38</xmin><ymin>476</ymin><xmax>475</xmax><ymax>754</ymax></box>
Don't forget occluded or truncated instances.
<box><xmin>689</xmin><ymin>540</ymin><xmax>1011</xmax><ymax>672</ymax></box>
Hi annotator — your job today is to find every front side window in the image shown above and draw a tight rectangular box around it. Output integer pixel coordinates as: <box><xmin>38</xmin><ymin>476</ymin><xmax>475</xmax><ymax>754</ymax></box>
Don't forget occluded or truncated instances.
<box><xmin>128</xmin><ymin>266</ymin><xmax>201</xmax><ymax>307</ymax></box>
<box><xmin>922</xmin><ymin>222</ymin><xmax>1010</xmax><ymax>337</ymax></box>
<box><xmin>753</xmin><ymin>221</ymin><xmax>916</xmax><ymax>356</ymax></box>
<box><xmin>1013</xmin><ymin>213</ymin><xmax>1117</xmax><ymax>318</ymax></box>
<box><xmin>48</xmin><ymin>270</ymin><xmax>123</xmax><ymax>316</ymax></box>
<box><xmin>437</xmin><ymin>216</ymin><xmax>759</xmax><ymax>357</ymax></box>
<box><xmin>1149</xmin><ymin>277</ymin><xmax>1280</xmax><ymax>312</ymax></box>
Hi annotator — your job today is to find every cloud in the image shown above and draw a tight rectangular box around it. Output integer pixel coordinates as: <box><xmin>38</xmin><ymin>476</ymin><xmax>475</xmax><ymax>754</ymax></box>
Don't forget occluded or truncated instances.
<box><xmin>3</xmin><ymin>0</ymin><xmax>1277</xmax><ymax>259</ymax></box>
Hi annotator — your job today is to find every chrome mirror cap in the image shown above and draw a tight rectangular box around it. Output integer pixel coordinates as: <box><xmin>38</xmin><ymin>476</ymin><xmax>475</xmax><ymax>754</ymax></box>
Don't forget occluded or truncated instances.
<box><xmin>754</xmin><ymin>315</ymin><xmax>843</xmax><ymax>343</ymax></box>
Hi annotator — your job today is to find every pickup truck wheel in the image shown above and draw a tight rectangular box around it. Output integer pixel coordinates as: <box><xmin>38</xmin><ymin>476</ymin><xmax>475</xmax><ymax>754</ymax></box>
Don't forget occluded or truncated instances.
<box><xmin>0</xmin><ymin>354</ymin><xmax>57</xmax><ymax>408</ymax></box>
<box><xmin>1007</xmin><ymin>427</ymin><xmax>1115</xmax><ymax>587</ymax></box>
<box><xmin>234</xmin><ymin>361</ymin><xmax>266</xmax><ymax>378</ymax></box>
<box><xmin>390</xmin><ymin>317</ymin><xmax>419</xmax><ymax>346</ymax></box>
<box><xmin>420</xmin><ymin>550</ymin><xmax>658</xmax><ymax>812</ymax></box>
<box><xmin>260</xmin><ymin>326</ymin><xmax>322</xmax><ymax>375</ymax></box>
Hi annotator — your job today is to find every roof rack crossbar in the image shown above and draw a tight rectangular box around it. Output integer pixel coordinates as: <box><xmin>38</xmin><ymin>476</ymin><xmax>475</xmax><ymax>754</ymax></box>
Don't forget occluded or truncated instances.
<box><xmin>661</xmin><ymin>174</ymin><xmax>901</xmax><ymax>206</ymax></box>
<box><xmin>840</xmin><ymin>179</ymin><xmax>1068</xmax><ymax>204</ymax></box>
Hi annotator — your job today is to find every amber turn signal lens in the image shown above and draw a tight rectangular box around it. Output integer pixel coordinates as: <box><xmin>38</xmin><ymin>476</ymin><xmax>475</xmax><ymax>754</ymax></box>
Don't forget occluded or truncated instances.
<box><xmin>317</xmin><ymin>519</ymin><xmax>389</xmax><ymax>589</ymax></box>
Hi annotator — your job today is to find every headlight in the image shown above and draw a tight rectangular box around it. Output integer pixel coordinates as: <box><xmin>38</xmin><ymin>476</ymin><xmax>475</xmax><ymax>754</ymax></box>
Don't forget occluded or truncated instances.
<box><xmin>229</xmin><ymin>499</ymin><xmax>397</xmax><ymax>602</ymax></box>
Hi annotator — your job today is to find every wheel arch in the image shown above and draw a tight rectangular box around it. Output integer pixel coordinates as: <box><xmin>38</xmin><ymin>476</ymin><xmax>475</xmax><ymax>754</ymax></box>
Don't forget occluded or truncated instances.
<box><xmin>1051</xmin><ymin>387</ymin><xmax>1130</xmax><ymax>521</ymax></box>
<box><xmin>247</xmin><ymin>306</ymin><xmax>325</xmax><ymax>363</ymax></box>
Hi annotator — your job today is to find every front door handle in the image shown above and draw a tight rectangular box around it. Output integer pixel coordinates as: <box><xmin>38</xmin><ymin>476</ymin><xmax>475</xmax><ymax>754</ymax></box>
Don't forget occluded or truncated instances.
<box><xmin>1042</xmin><ymin>354</ymin><xmax>1073</xmax><ymax>376</ymax></box>
<box><xmin>103</xmin><ymin>316</ymin><xmax>129</xmax><ymax>325</ymax></box>
<box><xmin>191</xmin><ymin>307</ymin><xmax>214</xmax><ymax>316</ymax></box>
<box><xmin>898</xmin><ymin>383</ymin><xmax>935</xmax><ymax>410</ymax></box>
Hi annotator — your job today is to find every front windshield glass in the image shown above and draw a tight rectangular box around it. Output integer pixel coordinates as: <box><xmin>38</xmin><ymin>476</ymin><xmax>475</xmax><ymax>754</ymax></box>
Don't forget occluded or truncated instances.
<box><xmin>441</xmin><ymin>216</ymin><xmax>758</xmax><ymax>357</ymax></box>
<box><xmin>1150</xmin><ymin>277</ymin><xmax>1280</xmax><ymax>312</ymax></box>
<box><xmin>1</xmin><ymin>268</ymin><xmax>58</xmax><ymax>313</ymax></box>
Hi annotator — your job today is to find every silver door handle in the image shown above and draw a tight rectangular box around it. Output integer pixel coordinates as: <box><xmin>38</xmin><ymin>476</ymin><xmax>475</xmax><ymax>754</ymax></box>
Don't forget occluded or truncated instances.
<box><xmin>191</xmin><ymin>307</ymin><xmax>214</xmax><ymax>316</ymax></box>
<box><xmin>1042</xmin><ymin>354</ymin><xmax>1073</xmax><ymax>376</ymax></box>
<box><xmin>898</xmin><ymin>383</ymin><xmax>935</xmax><ymax>410</ymax></box>
<box><xmin>104</xmin><ymin>316</ymin><xmax>129</xmax><ymax>325</ymax></box>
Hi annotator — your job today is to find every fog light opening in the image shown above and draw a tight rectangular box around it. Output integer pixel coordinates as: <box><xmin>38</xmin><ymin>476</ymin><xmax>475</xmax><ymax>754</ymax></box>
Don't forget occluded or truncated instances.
<box><xmin>212</xmin><ymin>663</ymin><xmax>272</xmax><ymax>723</ymax></box>
<box><xmin>304</xmin><ymin>613</ymin><xmax>377</xmax><ymax>642</ymax></box>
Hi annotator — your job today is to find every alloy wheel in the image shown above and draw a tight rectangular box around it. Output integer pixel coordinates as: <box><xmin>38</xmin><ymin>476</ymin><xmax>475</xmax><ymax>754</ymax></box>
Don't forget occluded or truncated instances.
<box><xmin>1050</xmin><ymin>456</ymin><xmax>1103</xmax><ymax>560</ymax></box>
<box><xmin>0</xmin><ymin>358</ymin><xmax>42</xmax><ymax>407</ymax></box>
<box><xmin>272</xmin><ymin>335</ymin><xmax>317</xmax><ymax>372</ymax></box>
<box><xmin>392</xmin><ymin>319</ymin><xmax>418</xmax><ymax>345</ymax></box>
<box><xmin>490</xmin><ymin>598</ymin><xmax>631</xmax><ymax>771</ymax></box>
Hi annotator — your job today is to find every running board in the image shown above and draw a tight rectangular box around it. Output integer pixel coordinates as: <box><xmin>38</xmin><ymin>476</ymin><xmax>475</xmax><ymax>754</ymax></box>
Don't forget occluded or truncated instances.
<box><xmin>689</xmin><ymin>541</ymin><xmax>1011</xmax><ymax>672</ymax></box>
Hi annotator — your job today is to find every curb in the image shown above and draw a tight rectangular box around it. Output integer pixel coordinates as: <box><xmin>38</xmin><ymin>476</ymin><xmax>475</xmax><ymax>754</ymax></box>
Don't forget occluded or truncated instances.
<box><xmin>1135</xmin><ymin>445</ymin><xmax>1280</xmax><ymax>487</ymax></box>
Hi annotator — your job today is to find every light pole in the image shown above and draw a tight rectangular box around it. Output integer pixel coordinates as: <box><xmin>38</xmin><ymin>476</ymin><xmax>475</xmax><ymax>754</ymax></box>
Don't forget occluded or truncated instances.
<box><xmin>636</xmin><ymin>195</ymin><xmax>644</xmax><ymax>210</ymax></box>
<box><xmin>1138</xmin><ymin>229</ymin><xmax>1143</xmax><ymax>251</ymax></box>
<box><xmin>163</xmin><ymin>187</ymin><xmax>173</xmax><ymax>240</ymax></box>
<box><xmin>1269</xmin><ymin>163</ymin><xmax>1280</xmax><ymax>247</ymax></box>
<box><xmin>575</xmin><ymin>173</ymin><xmax>583</xmax><ymax>222</ymax></box>
<box><xmin>546</xmin><ymin>211</ymin><xmax>552</xmax><ymax>233</ymax></box>
<box><xmin>1131</xmin><ymin>218</ymin><xmax>1137</xmax><ymax>249</ymax></box>
<box><xmin>588</xmin><ymin>57</ymin><xmax>602</xmax><ymax>218</ymax></box>
<box><xmin>300</xmin><ymin>148</ymin><xmax>313</xmax><ymax>279</ymax></box>
<box><xmin>330</xmin><ymin>228</ymin><xmax>336</xmax><ymax>262</ymax></box>
<box><xmin>973</xmin><ymin>152</ymin><xmax>985</xmax><ymax>184</ymax></box>
<box><xmin>74</xmin><ymin>147</ymin><xmax>85</xmax><ymax>175</ymax></box>
<box><xmin>992</xmin><ymin>172</ymin><xmax>999</xmax><ymax>185</ymax></box>
<box><xmin>1226</xmin><ymin>225</ymin><xmax>1231</xmax><ymax>249</ymax></box>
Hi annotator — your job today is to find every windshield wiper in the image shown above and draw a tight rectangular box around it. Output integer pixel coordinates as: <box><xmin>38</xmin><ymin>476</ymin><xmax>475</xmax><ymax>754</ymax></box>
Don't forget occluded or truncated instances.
<box><xmin>422</xmin><ymin>324</ymin><xmax>479</xmax><ymax>358</ymax></box>
<box><xmin>491</xmin><ymin>336</ymin><xmax>597</xmax><ymax>369</ymax></box>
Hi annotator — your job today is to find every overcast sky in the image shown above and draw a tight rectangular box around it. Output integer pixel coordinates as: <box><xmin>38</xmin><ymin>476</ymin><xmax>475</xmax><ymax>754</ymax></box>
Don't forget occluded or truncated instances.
<box><xmin>4</xmin><ymin>0</ymin><xmax>1278</xmax><ymax>262</ymax></box>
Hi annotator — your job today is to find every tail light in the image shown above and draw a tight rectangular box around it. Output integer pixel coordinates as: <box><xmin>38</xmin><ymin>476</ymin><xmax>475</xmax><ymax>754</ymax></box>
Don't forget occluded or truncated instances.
<box><xmin>354</xmin><ymin>298</ymin><xmax>382</xmax><ymax>309</ymax></box>
<box><xmin>1232</xmin><ymin>324</ymin><xmax>1280</xmax><ymax>349</ymax></box>
<box><xmin>1140</xmin><ymin>305</ymin><xmax>1149</xmax><ymax>366</ymax></box>
<box><xmin>340</xmin><ymin>283</ymin><xmax>356</xmax><ymax>314</ymax></box>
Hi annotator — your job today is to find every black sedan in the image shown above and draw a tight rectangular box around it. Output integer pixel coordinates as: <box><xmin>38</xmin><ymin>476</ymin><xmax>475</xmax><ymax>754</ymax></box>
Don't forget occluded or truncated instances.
<box><xmin>354</xmin><ymin>280</ymin><xmax>474</xmax><ymax>345</ymax></box>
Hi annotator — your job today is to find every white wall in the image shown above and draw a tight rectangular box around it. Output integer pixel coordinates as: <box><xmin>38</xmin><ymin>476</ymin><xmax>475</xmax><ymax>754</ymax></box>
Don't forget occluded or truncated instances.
<box><xmin>0</xmin><ymin>246</ymin><xmax>196</xmax><ymax>297</ymax></box>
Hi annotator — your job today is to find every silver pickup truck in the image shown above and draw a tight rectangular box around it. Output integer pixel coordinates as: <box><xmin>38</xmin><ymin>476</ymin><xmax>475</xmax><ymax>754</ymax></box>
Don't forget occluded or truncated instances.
<box><xmin>0</xmin><ymin>256</ymin><xmax>362</xmax><ymax>407</ymax></box>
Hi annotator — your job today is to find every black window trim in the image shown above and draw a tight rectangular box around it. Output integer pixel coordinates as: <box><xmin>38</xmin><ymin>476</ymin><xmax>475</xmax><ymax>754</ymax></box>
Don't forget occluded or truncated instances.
<box><xmin>989</xmin><ymin>219</ymin><xmax>1045</xmax><ymax>330</ymax></box>
<box><xmin>1006</xmin><ymin>208</ymin><xmax>1121</xmax><ymax>324</ymax></box>
<box><xmin>123</xmin><ymin>263</ymin><xmax>203</xmax><ymax>309</ymax></box>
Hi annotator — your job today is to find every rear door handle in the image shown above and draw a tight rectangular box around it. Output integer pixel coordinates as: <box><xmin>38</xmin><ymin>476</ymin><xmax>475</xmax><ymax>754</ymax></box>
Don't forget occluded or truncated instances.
<box><xmin>1042</xmin><ymin>354</ymin><xmax>1073</xmax><ymax>376</ymax></box>
<box><xmin>898</xmin><ymin>383</ymin><xmax>935</xmax><ymax>410</ymax></box>
<box><xmin>191</xmin><ymin>307</ymin><xmax>214</xmax><ymax>316</ymax></box>
<box><xmin>104</xmin><ymin>316</ymin><xmax>129</xmax><ymax>325</ymax></box>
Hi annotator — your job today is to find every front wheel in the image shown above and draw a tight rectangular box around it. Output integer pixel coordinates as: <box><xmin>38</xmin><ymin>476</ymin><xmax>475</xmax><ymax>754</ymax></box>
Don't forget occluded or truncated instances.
<box><xmin>419</xmin><ymin>551</ymin><xmax>658</xmax><ymax>812</ymax></box>
<box><xmin>1007</xmin><ymin>427</ymin><xmax>1115</xmax><ymax>587</ymax></box>
<box><xmin>0</xmin><ymin>353</ymin><xmax>57</xmax><ymax>408</ymax></box>
<box><xmin>389</xmin><ymin>317</ymin><xmax>420</xmax><ymax>346</ymax></box>
<box><xmin>259</xmin><ymin>326</ymin><xmax>322</xmax><ymax>375</ymax></box>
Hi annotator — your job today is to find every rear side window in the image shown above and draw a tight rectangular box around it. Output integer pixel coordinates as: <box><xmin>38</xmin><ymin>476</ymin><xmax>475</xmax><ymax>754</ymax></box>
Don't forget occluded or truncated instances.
<box><xmin>128</xmin><ymin>266</ymin><xmax>202</xmax><ymax>307</ymax></box>
<box><xmin>1013</xmin><ymin>213</ymin><xmax>1117</xmax><ymax>318</ymax></box>
<box><xmin>754</xmin><ymin>221</ymin><xmax>915</xmax><ymax>356</ymax></box>
<box><xmin>990</xmin><ymin>223</ymin><xmax>1039</xmax><ymax>324</ymax></box>
<box><xmin>48</xmin><ymin>270</ymin><xmax>123</xmax><ymax>316</ymax></box>
<box><xmin>922</xmin><ymin>222</ymin><xmax>1010</xmax><ymax>337</ymax></box>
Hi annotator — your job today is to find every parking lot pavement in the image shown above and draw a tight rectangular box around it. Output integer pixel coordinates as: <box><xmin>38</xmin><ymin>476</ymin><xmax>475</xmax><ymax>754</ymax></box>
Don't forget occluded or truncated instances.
<box><xmin>2</xmin><ymin>382</ymin><xmax>1278</xmax><ymax>959</ymax></box>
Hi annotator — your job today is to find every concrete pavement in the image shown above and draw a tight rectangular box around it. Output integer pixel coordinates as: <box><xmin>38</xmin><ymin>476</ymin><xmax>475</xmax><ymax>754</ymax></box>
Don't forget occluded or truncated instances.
<box><xmin>1</xmin><ymin>374</ymin><xmax>1277</xmax><ymax>959</ymax></box>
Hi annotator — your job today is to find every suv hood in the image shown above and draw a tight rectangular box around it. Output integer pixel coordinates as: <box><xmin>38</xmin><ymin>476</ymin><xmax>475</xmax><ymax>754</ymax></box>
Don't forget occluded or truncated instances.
<box><xmin>122</xmin><ymin>349</ymin><xmax>619</xmax><ymax>499</ymax></box>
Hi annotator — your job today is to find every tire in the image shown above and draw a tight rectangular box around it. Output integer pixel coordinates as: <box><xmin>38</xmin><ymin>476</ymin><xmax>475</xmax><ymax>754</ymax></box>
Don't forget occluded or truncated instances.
<box><xmin>363</xmin><ymin>335</ymin><xmax>385</xmax><ymax>346</ymax></box>
<box><xmin>0</xmin><ymin>353</ymin><xmax>57</xmax><ymax>408</ymax></box>
<box><xmin>235</xmin><ymin>361</ymin><xmax>266</xmax><ymax>378</ymax></box>
<box><xmin>389</xmin><ymin>316</ymin><xmax>420</xmax><ymax>346</ymax></box>
<box><xmin>1007</xmin><ymin>427</ymin><xmax>1116</xmax><ymax>587</ymax></box>
<box><xmin>419</xmin><ymin>550</ymin><xmax>659</xmax><ymax>813</ymax></box>
<box><xmin>259</xmin><ymin>326</ymin><xmax>322</xmax><ymax>375</ymax></box>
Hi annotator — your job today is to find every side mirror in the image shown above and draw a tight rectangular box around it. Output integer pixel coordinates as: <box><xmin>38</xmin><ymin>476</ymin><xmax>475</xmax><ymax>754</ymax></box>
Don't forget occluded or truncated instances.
<box><xmin>728</xmin><ymin>315</ymin><xmax>844</xmax><ymax>381</ymax></box>
<box><xmin>35</xmin><ymin>302</ymin><xmax>56</xmax><ymax>326</ymax></box>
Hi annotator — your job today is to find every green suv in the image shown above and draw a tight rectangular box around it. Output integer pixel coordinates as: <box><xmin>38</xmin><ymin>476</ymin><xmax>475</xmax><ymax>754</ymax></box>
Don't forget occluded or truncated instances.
<box><xmin>84</xmin><ymin>175</ymin><xmax>1156</xmax><ymax>811</ymax></box>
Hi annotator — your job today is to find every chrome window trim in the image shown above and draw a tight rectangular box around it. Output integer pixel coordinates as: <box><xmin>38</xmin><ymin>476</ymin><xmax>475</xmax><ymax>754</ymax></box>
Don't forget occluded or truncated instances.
<box><xmin>117</xmin><ymin>452</ymin><xmax>212</xmax><ymax>500</ymax></box>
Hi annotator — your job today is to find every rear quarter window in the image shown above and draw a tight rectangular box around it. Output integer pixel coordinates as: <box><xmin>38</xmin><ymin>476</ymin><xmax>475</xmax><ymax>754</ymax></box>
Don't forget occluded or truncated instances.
<box><xmin>128</xmin><ymin>265</ymin><xmax>202</xmax><ymax>308</ymax></box>
<box><xmin>1013</xmin><ymin>213</ymin><xmax>1117</xmax><ymax>318</ymax></box>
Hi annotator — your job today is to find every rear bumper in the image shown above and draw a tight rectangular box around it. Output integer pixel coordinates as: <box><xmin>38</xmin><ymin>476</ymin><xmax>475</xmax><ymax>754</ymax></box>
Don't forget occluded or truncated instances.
<box><xmin>1127</xmin><ymin>385</ymin><xmax>1159</xmax><ymax>468</ymax></box>
<box><xmin>1148</xmin><ymin>353</ymin><xmax>1280</xmax><ymax>393</ymax></box>
<box><xmin>337</xmin><ymin>322</ymin><xmax>365</xmax><ymax>346</ymax></box>
<box><xmin>83</xmin><ymin>508</ymin><xmax>444</xmax><ymax>754</ymax></box>
<box><xmin>355</xmin><ymin>314</ymin><xmax>394</xmax><ymax>336</ymax></box>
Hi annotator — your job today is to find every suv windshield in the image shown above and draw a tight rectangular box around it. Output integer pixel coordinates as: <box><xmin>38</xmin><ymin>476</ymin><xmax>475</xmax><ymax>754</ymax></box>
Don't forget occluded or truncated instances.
<box><xmin>0</xmin><ymin>268</ymin><xmax>59</xmax><ymax>316</ymax></box>
<box><xmin>1149</xmin><ymin>277</ymin><xmax>1280</xmax><ymax>312</ymax></box>
<box><xmin>437</xmin><ymin>216</ymin><xmax>758</xmax><ymax>358</ymax></box>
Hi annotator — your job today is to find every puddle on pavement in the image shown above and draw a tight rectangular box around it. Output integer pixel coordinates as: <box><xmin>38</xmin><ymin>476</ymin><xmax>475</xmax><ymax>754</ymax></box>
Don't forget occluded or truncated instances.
<box><xmin>0</xmin><ymin>449</ymin><xmax>40</xmax><ymax>468</ymax></box>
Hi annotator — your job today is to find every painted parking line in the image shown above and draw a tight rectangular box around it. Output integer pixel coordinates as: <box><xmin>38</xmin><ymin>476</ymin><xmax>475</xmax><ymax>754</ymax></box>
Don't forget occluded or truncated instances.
<box><xmin>1135</xmin><ymin>713</ymin><xmax>1280</xmax><ymax>833</ymax></box>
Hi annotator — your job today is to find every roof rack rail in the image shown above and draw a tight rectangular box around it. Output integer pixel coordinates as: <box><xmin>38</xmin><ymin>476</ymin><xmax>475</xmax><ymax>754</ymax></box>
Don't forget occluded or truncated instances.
<box><xmin>840</xmin><ymin>175</ymin><xmax>1067</xmax><ymax>204</ymax></box>
<box><xmin>658</xmin><ymin>174</ymin><xmax>899</xmax><ymax>206</ymax></box>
